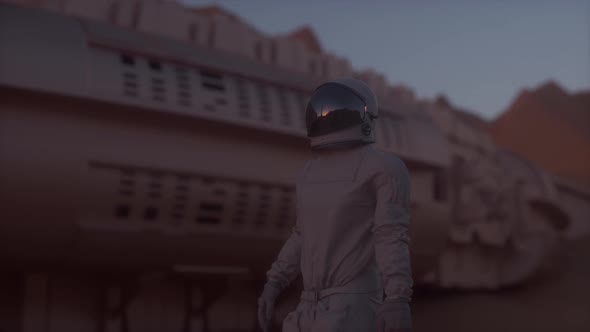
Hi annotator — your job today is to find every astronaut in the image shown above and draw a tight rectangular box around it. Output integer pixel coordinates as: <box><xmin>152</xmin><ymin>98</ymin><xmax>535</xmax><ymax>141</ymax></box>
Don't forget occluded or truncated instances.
<box><xmin>257</xmin><ymin>78</ymin><xmax>413</xmax><ymax>332</ymax></box>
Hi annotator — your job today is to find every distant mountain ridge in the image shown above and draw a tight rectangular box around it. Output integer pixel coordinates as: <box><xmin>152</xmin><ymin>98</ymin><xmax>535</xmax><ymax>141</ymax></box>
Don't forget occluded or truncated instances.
<box><xmin>434</xmin><ymin>94</ymin><xmax>490</xmax><ymax>132</ymax></box>
<box><xmin>489</xmin><ymin>81</ymin><xmax>590</xmax><ymax>187</ymax></box>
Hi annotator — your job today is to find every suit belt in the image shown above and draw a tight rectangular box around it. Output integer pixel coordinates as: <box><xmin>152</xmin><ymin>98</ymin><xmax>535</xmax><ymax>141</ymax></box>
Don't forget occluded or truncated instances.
<box><xmin>300</xmin><ymin>286</ymin><xmax>381</xmax><ymax>302</ymax></box>
<box><xmin>300</xmin><ymin>268</ymin><xmax>382</xmax><ymax>302</ymax></box>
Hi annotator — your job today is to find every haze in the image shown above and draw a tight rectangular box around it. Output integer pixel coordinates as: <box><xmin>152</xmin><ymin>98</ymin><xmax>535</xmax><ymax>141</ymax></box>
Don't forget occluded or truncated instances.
<box><xmin>180</xmin><ymin>0</ymin><xmax>590</xmax><ymax>120</ymax></box>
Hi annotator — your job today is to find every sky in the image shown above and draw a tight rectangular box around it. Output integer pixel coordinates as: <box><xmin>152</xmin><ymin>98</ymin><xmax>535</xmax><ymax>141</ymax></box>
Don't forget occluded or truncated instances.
<box><xmin>179</xmin><ymin>0</ymin><xmax>590</xmax><ymax>120</ymax></box>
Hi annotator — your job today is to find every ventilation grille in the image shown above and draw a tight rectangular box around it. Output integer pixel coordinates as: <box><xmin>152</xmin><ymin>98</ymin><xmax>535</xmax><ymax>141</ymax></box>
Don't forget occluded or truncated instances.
<box><xmin>121</xmin><ymin>54</ymin><xmax>138</xmax><ymax>97</ymax></box>
<box><xmin>257</xmin><ymin>82</ymin><xmax>271</xmax><ymax>122</ymax></box>
<box><xmin>148</xmin><ymin>59</ymin><xmax>166</xmax><ymax>102</ymax></box>
<box><xmin>278</xmin><ymin>88</ymin><xmax>292</xmax><ymax>126</ymax></box>
<box><xmin>113</xmin><ymin>51</ymin><xmax>307</xmax><ymax>130</ymax></box>
<box><xmin>175</xmin><ymin>66</ymin><xmax>192</xmax><ymax>107</ymax></box>
<box><xmin>200</xmin><ymin>70</ymin><xmax>225</xmax><ymax>92</ymax></box>
<box><xmin>235</xmin><ymin>78</ymin><xmax>250</xmax><ymax>118</ymax></box>
<box><xmin>85</xmin><ymin>162</ymin><xmax>296</xmax><ymax>234</ymax></box>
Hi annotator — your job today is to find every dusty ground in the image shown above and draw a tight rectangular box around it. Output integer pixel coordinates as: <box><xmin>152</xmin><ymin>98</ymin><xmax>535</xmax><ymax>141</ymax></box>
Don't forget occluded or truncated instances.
<box><xmin>411</xmin><ymin>236</ymin><xmax>590</xmax><ymax>332</ymax></box>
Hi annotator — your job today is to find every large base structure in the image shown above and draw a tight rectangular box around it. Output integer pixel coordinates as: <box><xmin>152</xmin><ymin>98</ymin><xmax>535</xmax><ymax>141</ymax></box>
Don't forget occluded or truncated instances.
<box><xmin>0</xmin><ymin>2</ymin><xmax>583</xmax><ymax>331</ymax></box>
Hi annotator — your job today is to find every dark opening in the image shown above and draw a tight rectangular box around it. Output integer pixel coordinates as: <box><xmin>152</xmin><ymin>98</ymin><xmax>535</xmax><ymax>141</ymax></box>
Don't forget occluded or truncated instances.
<box><xmin>200</xmin><ymin>202</ymin><xmax>223</xmax><ymax>212</ymax></box>
<box><xmin>148</xmin><ymin>60</ymin><xmax>162</xmax><ymax>71</ymax></box>
<box><xmin>121</xmin><ymin>54</ymin><xmax>135</xmax><ymax>66</ymax></box>
<box><xmin>149</xmin><ymin>172</ymin><xmax>163</xmax><ymax>179</ymax></box>
<box><xmin>148</xmin><ymin>192</ymin><xmax>162</xmax><ymax>199</ymax></box>
<box><xmin>149</xmin><ymin>182</ymin><xmax>162</xmax><ymax>189</ymax></box>
<box><xmin>115</xmin><ymin>204</ymin><xmax>130</xmax><ymax>219</ymax></box>
<box><xmin>196</xmin><ymin>216</ymin><xmax>220</xmax><ymax>224</ymax></box>
<box><xmin>143</xmin><ymin>207</ymin><xmax>159</xmax><ymax>221</ymax></box>
<box><xmin>200</xmin><ymin>70</ymin><xmax>222</xmax><ymax>80</ymax></box>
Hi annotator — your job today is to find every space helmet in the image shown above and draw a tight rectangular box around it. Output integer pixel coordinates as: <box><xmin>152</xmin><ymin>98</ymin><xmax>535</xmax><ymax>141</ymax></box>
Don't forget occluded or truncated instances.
<box><xmin>305</xmin><ymin>78</ymin><xmax>378</xmax><ymax>149</ymax></box>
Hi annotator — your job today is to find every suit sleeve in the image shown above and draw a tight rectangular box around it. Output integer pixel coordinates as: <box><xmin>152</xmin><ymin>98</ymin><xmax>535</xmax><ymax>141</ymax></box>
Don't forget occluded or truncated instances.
<box><xmin>372</xmin><ymin>155</ymin><xmax>413</xmax><ymax>302</ymax></box>
<box><xmin>264</xmin><ymin>161</ymin><xmax>309</xmax><ymax>291</ymax></box>
<box><xmin>265</xmin><ymin>223</ymin><xmax>302</xmax><ymax>291</ymax></box>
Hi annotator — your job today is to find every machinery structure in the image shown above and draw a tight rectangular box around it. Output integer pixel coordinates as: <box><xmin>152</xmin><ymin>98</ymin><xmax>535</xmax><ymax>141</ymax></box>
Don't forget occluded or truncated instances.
<box><xmin>0</xmin><ymin>2</ymin><xmax>577</xmax><ymax>331</ymax></box>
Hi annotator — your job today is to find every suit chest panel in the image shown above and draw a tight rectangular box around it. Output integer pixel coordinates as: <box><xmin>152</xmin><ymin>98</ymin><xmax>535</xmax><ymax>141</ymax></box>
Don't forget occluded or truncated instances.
<box><xmin>296</xmin><ymin>155</ymin><xmax>375</xmax><ymax>234</ymax></box>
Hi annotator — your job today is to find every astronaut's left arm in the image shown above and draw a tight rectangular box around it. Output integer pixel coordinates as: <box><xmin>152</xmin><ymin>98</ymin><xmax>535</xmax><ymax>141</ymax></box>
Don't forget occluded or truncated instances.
<box><xmin>372</xmin><ymin>155</ymin><xmax>413</xmax><ymax>302</ymax></box>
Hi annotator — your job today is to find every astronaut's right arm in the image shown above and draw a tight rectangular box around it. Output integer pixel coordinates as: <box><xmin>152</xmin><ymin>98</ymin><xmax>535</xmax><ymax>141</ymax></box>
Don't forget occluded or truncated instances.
<box><xmin>258</xmin><ymin>223</ymin><xmax>301</xmax><ymax>331</ymax></box>
<box><xmin>265</xmin><ymin>161</ymin><xmax>309</xmax><ymax>291</ymax></box>
<box><xmin>264</xmin><ymin>223</ymin><xmax>302</xmax><ymax>291</ymax></box>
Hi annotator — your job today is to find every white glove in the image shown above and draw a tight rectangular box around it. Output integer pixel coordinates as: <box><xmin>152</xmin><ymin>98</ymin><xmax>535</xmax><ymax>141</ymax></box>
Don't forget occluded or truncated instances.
<box><xmin>375</xmin><ymin>299</ymin><xmax>413</xmax><ymax>332</ymax></box>
<box><xmin>257</xmin><ymin>283</ymin><xmax>281</xmax><ymax>332</ymax></box>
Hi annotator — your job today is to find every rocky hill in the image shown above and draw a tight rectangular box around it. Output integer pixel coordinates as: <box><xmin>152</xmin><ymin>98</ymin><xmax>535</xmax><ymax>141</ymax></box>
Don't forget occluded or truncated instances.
<box><xmin>489</xmin><ymin>81</ymin><xmax>590</xmax><ymax>187</ymax></box>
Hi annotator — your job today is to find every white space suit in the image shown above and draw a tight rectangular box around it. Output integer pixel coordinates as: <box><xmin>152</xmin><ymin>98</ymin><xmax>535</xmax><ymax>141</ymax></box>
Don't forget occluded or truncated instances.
<box><xmin>258</xmin><ymin>78</ymin><xmax>413</xmax><ymax>332</ymax></box>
